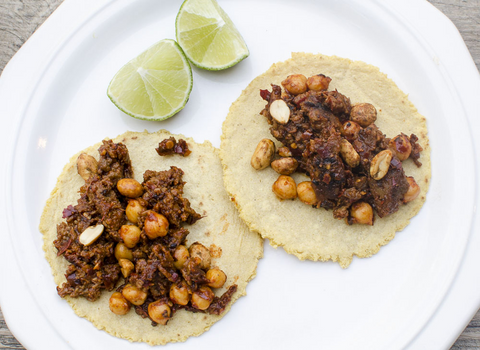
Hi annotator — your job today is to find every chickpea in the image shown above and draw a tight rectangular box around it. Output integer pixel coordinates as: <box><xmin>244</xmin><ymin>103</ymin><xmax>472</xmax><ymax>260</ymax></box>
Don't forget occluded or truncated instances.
<box><xmin>148</xmin><ymin>300</ymin><xmax>171</xmax><ymax>325</ymax></box>
<box><xmin>126</xmin><ymin>199</ymin><xmax>145</xmax><ymax>224</ymax></box>
<box><xmin>119</xmin><ymin>258</ymin><xmax>134</xmax><ymax>278</ymax></box>
<box><xmin>403</xmin><ymin>177</ymin><xmax>420</xmax><ymax>203</ymax></box>
<box><xmin>281</xmin><ymin>74</ymin><xmax>307</xmax><ymax>95</ymax></box>
<box><xmin>206</xmin><ymin>268</ymin><xmax>227</xmax><ymax>289</ymax></box>
<box><xmin>389</xmin><ymin>134</ymin><xmax>412</xmax><ymax>161</ymax></box>
<box><xmin>109</xmin><ymin>292</ymin><xmax>131</xmax><ymax>315</ymax></box>
<box><xmin>115</xmin><ymin>242</ymin><xmax>133</xmax><ymax>261</ymax></box>
<box><xmin>272</xmin><ymin>175</ymin><xmax>297</xmax><ymax>200</ymax></box>
<box><xmin>169</xmin><ymin>281</ymin><xmax>191</xmax><ymax>306</ymax></box>
<box><xmin>350</xmin><ymin>103</ymin><xmax>377</xmax><ymax>127</ymax></box>
<box><xmin>342</xmin><ymin>121</ymin><xmax>361</xmax><ymax>140</ymax></box>
<box><xmin>278</xmin><ymin>146</ymin><xmax>292</xmax><ymax>157</ymax></box>
<box><xmin>271</xmin><ymin>157</ymin><xmax>298</xmax><ymax>175</ymax></box>
<box><xmin>191</xmin><ymin>286</ymin><xmax>215</xmax><ymax>310</ymax></box>
<box><xmin>350</xmin><ymin>202</ymin><xmax>374</xmax><ymax>225</ymax></box>
<box><xmin>119</xmin><ymin>225</ymin><xmax>141</xmax><ymax>248</ymax></box>
<box><xmin>144</xmin><ymin>211</ymin><xmax>169</xmax><ymax>239</ymax></box>
<box><xmin>189</xmin><ymin>243</ymin><xmax>211</xmax><ymax>270</ymax></box>
<box><xmin>76</xmin><ymin>153</ymin><xmax>98</xmax><ymax>181</ymax></box>
<box><xmin>173</xmin><ymin>245</ymin><xmax>190</xmax><ymax>270</ymax></box>
<box><xmin>122</xmin><ymin>284</ymin><xmax>147</xmax><ymax>306</ymax></box>
<box><xmin>297</xmin><ymin>181</ymin><xmax>317</xmax><ymax>205</ymax></box>
<box><xmin>306</xmin><ymin>74</ymin><xmax>331</xmax><ymax>91</ymax></box>
<box><xmin>117</xmin><ymin>178</ymin><xmax>144</xmax><ymax>198</ymax></box>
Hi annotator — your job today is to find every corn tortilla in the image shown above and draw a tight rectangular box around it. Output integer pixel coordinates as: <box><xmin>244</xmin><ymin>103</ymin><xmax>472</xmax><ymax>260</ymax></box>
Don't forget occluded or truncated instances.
<box><xmin>220</xmin><ymin>53</ymin><xmax>430</xmax><ymax>268</ymax></box>
<box><xmin>40</xmin><ymin>130</ymin><xmax>263</xmax><ymax>345</ymax></box>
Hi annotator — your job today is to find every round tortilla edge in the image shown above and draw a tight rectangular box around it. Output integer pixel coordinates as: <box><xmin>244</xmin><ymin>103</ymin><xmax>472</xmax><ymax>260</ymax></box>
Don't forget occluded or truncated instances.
<box><xmin>220</xmin><ymin>52</ymin><xmax>431</xmax><ymax>268</ymax></box>
<box><xmin>39</xmin><ymin>129</ymin><xmax>264</xmax><ymax>345</ymax></box>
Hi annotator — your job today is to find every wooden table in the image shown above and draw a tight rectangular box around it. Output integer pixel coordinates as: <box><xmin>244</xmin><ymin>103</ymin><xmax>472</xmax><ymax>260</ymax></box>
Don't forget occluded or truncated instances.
<box><xmin>0</xmin><ymin>0</ymin><xmax>479</xmax><ymax>349</ymax></box>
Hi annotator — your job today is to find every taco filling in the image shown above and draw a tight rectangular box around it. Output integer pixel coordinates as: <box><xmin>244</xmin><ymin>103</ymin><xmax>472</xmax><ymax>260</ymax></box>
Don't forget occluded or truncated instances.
<box><xmin>255</xmin><ymin>74</ymin><xmax>423</xmax><ymax>225</ymax></box>
<box><xmin>220</xmin><ymin>53</ymin><xmax>430</xmax><ymax>266</ymax></box>
<box><xmin>54</xmin><ymin>138</ymin><xmax>237</xmax><ymax>326</ymax></box>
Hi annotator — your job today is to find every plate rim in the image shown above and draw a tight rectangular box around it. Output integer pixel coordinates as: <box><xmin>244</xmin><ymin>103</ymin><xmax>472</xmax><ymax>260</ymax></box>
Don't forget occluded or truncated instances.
<box><xmin>1</xmin><ymin>0</ymin><xmax>479</xmax><ymax>349</ymax></box>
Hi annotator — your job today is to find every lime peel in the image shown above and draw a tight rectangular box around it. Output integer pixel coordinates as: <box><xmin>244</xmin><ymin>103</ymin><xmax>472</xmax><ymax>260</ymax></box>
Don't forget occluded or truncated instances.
<box><xmin>175</xmin><ymin>0</ymin><xmax>249</xmax><ymax>71</ymax></box>
<box><xmin>107</xmin><ymin>39</ymin><xmax>193</xmax><ymax>121</ymax></box>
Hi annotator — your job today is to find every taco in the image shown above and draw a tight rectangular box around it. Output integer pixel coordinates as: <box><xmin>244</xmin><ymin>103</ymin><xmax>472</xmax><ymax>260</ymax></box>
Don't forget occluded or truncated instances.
<box><xmin>220</xmin><ymin>53</ymin><xmax>430</xmax><ymax>268</ymax></box>
<box><xmin>40</xmin><ymin>130</ymin><xmax>263</xmax><ymax>345</ymax></box>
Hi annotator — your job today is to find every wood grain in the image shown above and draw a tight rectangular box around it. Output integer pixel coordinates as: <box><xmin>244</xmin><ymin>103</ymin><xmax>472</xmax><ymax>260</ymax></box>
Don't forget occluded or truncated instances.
<box><xmin>0</xmin><ymin>0</ymin><xmax>479</xmax><ymax>349</ymax></box>
<box><xmin>430</xmin><ymin>0</ymin><xmax>480</xmax><ymax>71</ymax></box>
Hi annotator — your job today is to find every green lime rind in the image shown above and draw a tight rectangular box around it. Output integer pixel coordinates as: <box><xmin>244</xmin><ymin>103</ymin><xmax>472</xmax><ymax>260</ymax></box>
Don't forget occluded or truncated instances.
<box><xmin>175</xmin><ymin>0</ymin><xmax>249</xmax><ymax>71</ymax></box>
<box><xmin>107</xmin><ymin>39</ymin><xmax>193</xmax><ymax>121</ymax></box>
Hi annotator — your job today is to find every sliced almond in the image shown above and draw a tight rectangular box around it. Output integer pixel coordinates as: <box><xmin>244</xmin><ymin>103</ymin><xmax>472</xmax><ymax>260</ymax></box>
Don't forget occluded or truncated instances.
<box><xmin>79</xmin><ymin>224</ymin><xmax>104</xmax><ymax>246</ymax></box>
<box><xmin>269</xmin><ymin>99</ymin><xmax>290</xmax><ymax>124</ymax></box>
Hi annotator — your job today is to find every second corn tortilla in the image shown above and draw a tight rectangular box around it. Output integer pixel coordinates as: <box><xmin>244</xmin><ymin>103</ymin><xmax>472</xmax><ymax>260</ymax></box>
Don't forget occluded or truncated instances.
<box><xmin>220</xmin><ymin>53</ymin><xmax>431</xmax><ymax>268</ymax></box>
<box><xmin>40</xmin><ymin>130</ymin><xmax>263</xmax><ymax>345</ymax></box>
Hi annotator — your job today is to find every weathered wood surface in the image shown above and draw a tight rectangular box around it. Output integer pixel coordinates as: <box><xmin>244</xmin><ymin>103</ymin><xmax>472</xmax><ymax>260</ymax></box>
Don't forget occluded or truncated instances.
<box><xmin>0</xmin><ymin>0</ymin><xmax>479</xmax><ymax>349</ymax></box>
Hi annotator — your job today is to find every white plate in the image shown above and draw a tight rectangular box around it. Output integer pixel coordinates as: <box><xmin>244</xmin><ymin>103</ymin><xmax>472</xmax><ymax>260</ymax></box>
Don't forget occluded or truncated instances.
<box><xmin>1</xmin><ymin>0</ymin><xmax>479</xmax><ymax>349</ymax></box>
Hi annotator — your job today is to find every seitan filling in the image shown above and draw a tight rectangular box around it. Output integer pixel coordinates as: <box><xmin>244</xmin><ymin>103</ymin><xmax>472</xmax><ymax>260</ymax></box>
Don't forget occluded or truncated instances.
<box><xmin>257</xmin><ymin>74</ymin><xmax>423</xmax><ymax>224</ymax></box>
<box><xmin>54</xmin><ymin>138</ymin><xmax>236</xmax><ymax>326</ymax></box>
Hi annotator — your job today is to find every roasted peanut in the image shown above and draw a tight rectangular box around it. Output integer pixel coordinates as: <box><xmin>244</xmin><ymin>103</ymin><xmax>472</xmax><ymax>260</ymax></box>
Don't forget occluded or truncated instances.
<box><xmin>189</xmin><ymin>243</ymin><xmax>211</xmax><ymax>270</ymax></box>
<box><xmin>144</xmin><ymin>211</ymin><xmax>169</xmax><ymax>239</ymax></box>
<box><xmin>389</xmin><ymin>134</ymin><xmax>412</xmax><ymax>161</ymax></box>
<box><xmin>339</xmin><ymin>139</ymin><xmax>360</xmax><ymax>168</ymax></box>
<box><xmin>76</xmin><ymin>153</ymin><xmax>98</xmax><ymax>181</ymax></box>
<box><xmin>269</xmin><ymin>99</ymin><xmax>291</xmax><ymax>124</ymax></box>
<box><xmin>206</xmin><ymin>268</ymin><xmax>227</xmax><ymax>289</ymax></box>
<box><xmin>115</xmin><ymin>242</ymin><xmax>133</xmax><ymax>261</ymax></box>
<box><xmin>117</xmin><ymin>178</ymin><xmax>144</xmax><ymax>198</ymax></box>
<box><xmin>342</xmin><ymin>121</ymin><xmax>361</xmax><ymax>140</ymax></box>
<box><xmin>119</xmin><ymin>258</ymin><xmax>134</xmax><ymax>278</ymax></box>
<box><xmin>272</xmin><ymin>175</ymin><xmax>297</xmax><ymax>200</ymax></box>
<box><xmin>79</xmin><ymin>224</ymin><xmax>104</xmax><ymax>246</ymax></box>
<box><xmin>191</xmin><ymin>286</ymin><xmax>215</xmax><ymax>310</ymax></box>
<box><xmin>281</xmin><ymin>74</ymin><xmax>308</xmax><ymax>95</ymax></box>
<box><xmin>122</xmin><ymin>284</ymin><xmax>147</xmax><ymax>306</ymax></box>
<box><xmin>278</xmin><ymin>147</ymin><xmax>292</xmax><ymax>157</ymax></box>
<box><xmin>403</xmin><ymin>177</ymin><xmax>420</xmax><ymax>203</ymax></box>
<box><xmin>251</xmin><ymin>139</ymin><xmax>275</xmax><ymax>170</ymax></box>
<box><xmin>109</xmin><ymin>292</ymin><xmax>130</xmax><ymax>315</ymax></box>
<box><xmin>297</xmin><ymin>181</ymin><xmax>317</xmax><ymax>205</ymax></box>
<box><xmin>370</xmin><ymin>150</ymin><xmax>393</xmax><ymax>180</ymax></box>
<box><xmin>148</xmin><ymin>300</ymin><xmax>171</xmax><ymax>325</ymax></box>
<box><xmin>271</xmin><ymin>157</ymin><xmax>298</xmax><ymax>175</ymax></box>
<box><xmin>306</xmin><ymin>74</ymin><xmax>332</xmax><ymax>91</ymax></box>
<box><xmin>126</xmin><ymin>199</ymin><xmax>145</xmax><ymax>224</ymax></box>
<box><xmin>350</xmin><ymin>202</ymin><xmax>373</xmax><ymax>225</ymax></box>
<box><xmin>119</xmin><ymin>224</ymin><xmax>141</xmax><ymax>248</ymax></box>
<box><xmin>169</xmin><ymin>281</ymin><xmax>190</xmax><ymax>306</ymax></box>
<box><xmin>350</xmin><ymin>103</ymin><xmax>377</xmax><ymax>127</ymax></box>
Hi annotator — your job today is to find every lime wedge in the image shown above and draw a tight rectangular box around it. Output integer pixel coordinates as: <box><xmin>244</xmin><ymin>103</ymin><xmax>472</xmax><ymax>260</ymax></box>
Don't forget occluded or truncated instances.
<box><xmin>175</xmin><ymin>0</ymin><xmax>249</xmax><ymax>70</ymax></box>
<box><xmin>107</xmin><ymin>39</ymin><xmax>193</xmax><ymax>121</ymax></box>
